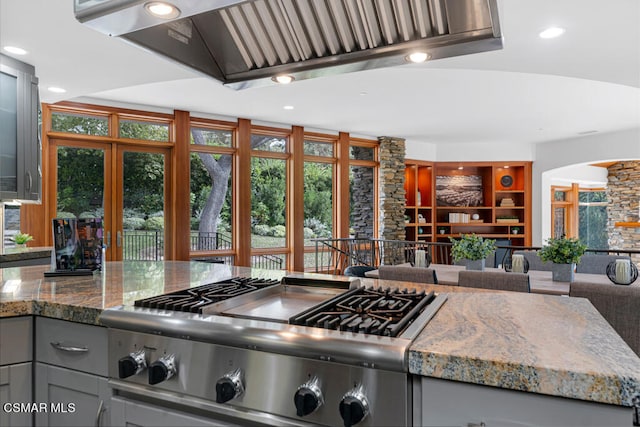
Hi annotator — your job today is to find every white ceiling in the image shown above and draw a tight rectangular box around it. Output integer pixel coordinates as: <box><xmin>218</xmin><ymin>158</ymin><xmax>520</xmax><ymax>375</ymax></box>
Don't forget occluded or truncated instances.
<box><xmin>1</xmin><ymin>0</ymin><xmax>639</xmax><ymax>146</ymax></box>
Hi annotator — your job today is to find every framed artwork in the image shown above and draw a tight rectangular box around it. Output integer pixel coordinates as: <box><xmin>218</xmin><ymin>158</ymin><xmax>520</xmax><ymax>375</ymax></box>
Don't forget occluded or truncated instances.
<box><xmin>436</xmin><ymin>175</ymin><xmax>483</xmax><ymax>206</ymax></box>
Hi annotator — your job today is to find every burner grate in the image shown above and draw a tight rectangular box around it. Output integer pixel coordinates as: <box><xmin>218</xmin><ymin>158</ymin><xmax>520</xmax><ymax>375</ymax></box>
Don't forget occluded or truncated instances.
<box><xmin>134</xmin><ymin>277</ymin><xmax>280</xmax><ymax>313</ymax></box>
<box><xmin>289</xmin><ymin>287</ymin><xmax>435</xmax><ymax>337</ymax></box>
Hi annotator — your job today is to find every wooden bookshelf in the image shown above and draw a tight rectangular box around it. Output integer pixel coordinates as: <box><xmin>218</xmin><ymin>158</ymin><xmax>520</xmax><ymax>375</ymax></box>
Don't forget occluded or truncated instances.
<box><xmin>405</xmin><ymin>161</ymin><xmax>532</xmax><ymax>246</ymax></box>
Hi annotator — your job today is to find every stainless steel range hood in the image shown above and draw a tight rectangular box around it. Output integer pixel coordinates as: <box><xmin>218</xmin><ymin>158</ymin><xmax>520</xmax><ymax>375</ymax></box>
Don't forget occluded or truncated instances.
<box><xmin>74</xmin><ymin>0</ymin><xmax>502</xmax><ymax>89</ymax></box>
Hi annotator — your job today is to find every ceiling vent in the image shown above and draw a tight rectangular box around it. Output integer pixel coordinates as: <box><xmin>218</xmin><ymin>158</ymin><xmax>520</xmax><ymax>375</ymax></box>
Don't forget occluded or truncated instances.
<box><xmin>75</xmin><ymin>0</ymin><xmax>502</xmax><ymax>89</ymax></box>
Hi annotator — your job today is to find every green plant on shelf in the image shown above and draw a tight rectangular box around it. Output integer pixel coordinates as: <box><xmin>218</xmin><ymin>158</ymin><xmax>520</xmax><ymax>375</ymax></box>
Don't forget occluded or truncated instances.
<box><xmin>511</xmin><ymin>226</ymin><xmax>521</xmax><ymax>234</ymax></box>
<box><xmin>449</xmin><ymin>234</ymin><xmax>496</xmax><ymax>262</ymax></box>
<box><xmin>538</xmin><ymin>236</ymin><xmax>587</xmax><ymax>264</ymax></box>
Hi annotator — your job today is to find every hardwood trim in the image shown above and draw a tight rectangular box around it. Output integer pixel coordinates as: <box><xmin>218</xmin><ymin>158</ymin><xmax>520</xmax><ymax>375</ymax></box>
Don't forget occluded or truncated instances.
<box><xmin>291</xmin><ymin>125</ymin><xmax>305</xmax><ymax>271</ymax></box>
<box><xmin>337</xmin><ymin>132</ymin><xmax>351</xmax><ymax>239</ymax></box>
<box><xmin>50</xmin><ymin>101</ymin><xmax>174</xmax><ymax>120</ymax></box>
<box><xmin>190</xmin><ymin>117</ymin><xmax>238</xmax><ymax>129</ymax></box>
<box><xmin>173</xmin><ymin>110</ymin><xmax>191</xmax><ymax>260</ymax></box>
<box><xmin>614</xmin><ymin>222</ymin><xmax>640</xmax><ymax>227</ymax></box>
<box><xmin>235</xmin><ymin>118</ymin><xmax>252</xmax><ymax>266</ymax></box>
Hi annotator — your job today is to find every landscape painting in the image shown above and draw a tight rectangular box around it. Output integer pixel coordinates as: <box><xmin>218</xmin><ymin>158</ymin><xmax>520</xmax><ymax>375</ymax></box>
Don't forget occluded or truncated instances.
<box><xmin>436</xmin><ymin>175</ymin><xmax>483</xmax><ymax>206</ymax></box>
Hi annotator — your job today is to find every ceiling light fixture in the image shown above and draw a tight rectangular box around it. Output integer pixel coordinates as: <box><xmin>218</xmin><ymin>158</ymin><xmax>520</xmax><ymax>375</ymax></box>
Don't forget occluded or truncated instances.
<box><xmin>272</xmin><ymin>75</ymin><xmax>294</xmax><ymax>84</ymax></box>
<box><xmin>3</xmin><ymin>46</ymin><xmax>28</xmax><ymax>55</ymax></box>
<box><xmin>406</xmin><ymin>52</ymin><xmax>429</xmax><ymax>63</ymax></box>
<box><xmin>144</xmin><ymin>2</ymin><xmax>181</xmax><ymax>19</ymax></box>
<box><xmin>48</xmin><ymin>87</ymin><xmax>67</xmax><ymax>93</ymax></box>
<box><xmin>283</xmin><ymin>105</ymin><xmax>294</xmax><ymax>110</ymax></box>
<box><xmin>539</xmin><ymin>27</ymin><xmax>565</xmax><ymax>39</ymax></box>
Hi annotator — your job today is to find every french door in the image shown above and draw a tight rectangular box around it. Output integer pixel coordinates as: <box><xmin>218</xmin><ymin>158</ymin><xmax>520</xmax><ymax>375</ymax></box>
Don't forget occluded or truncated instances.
<box><xmin>51</xmin><ymin>139</ymin><xmax>171</xmax><ymax>261</ymax></box>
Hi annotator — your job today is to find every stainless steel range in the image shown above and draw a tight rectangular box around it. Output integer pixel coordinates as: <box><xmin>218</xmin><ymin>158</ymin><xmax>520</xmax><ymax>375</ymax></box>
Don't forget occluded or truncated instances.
<box><xmin>100</xmin><ymin>275</ymin><xmax>447</xmax><ymax>426</ymax></box>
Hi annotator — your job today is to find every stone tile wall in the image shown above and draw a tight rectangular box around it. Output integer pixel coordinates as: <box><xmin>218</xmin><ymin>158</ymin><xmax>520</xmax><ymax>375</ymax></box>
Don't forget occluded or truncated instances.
<box><xmin>606</xmin><ymin>161</ymin><xmax>640</xmax><ymax>262</ymax></box>
<box><xmin>378</xmin><ymin>136</ymin><xmax>406</xmax><ymax>247</ymax></box>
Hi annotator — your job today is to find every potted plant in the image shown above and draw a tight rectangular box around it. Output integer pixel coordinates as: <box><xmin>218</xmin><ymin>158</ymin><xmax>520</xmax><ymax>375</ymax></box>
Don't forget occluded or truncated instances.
<box><xmin>511</xmin><ymin>226</ymin><xmax>520</xmax><ymax>235</ymax></box>
<box><xmin>11</xmin><ymin>232</ymin><xmax>33</xmax><ymax>248</ymax></box>
<box><xmin>449</xmin><ymin>234</ymin><xmax>496</xmax><ymax>270</ymax></box>
<box><xmin>538</xmin><ymin>237</ymin><xmax>587</xmax><ymax>282</ymax></box>
<box><xmin>438</xmin><ymin>226</ymin><xmax>447</xmax><ymax>235</ymax></box>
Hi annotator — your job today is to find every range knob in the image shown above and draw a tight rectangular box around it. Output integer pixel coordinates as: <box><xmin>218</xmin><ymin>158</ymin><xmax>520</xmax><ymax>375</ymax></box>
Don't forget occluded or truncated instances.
<box><xmin>148</xmin><ymin>354</ymin><xmax>176</xmax><ymax>385</ymax></box>
<box><xmin>293</xmin><ymin>376</ymin><xmax>323</xmax><ymax>417</ymax></box>
<box><xmin>118</xmin><ymin>349</ymin><xmax>147</xmax><ymax>379</ymax></box>
<box><xmin>339</xmin><ymin>385</ymin><xmax>369</xmax><ymax>427</ymax></box>
<box><xmin>215</xmin><ymin>368</ymin><xmax>244</xmax><ymax>404</ymax></box>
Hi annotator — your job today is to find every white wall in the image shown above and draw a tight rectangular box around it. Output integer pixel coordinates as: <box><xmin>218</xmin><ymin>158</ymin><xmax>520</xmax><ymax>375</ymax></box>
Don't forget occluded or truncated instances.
<box><xmin>407</xmin><ymin>128</ymin><xmax>640</xmax><ymax>246</ymax></box>
<box><xmin>533</xmin><ymin>127</ymin><xmax>640</xmax><ymax>245</ymax></box>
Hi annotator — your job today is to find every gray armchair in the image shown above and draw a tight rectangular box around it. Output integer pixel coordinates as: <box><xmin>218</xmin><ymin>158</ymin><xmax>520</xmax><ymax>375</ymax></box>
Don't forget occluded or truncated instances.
<box><xmin>458</xmin><ymin>270</ymin><xmax>530</xmax><ymax>293</ymax></box>
<box><xmin>377</xmin><ymin>265</ymin><xmax>439</xmax><ymax>284</ymax></box>
<box><xmin>569</xmin><ymin>281</ymin><xmax>640</xmax><ymax>356</ymax></box>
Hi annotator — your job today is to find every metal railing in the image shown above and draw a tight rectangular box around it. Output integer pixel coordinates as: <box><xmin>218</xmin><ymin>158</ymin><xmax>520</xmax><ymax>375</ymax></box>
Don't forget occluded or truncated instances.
<box><xmin>313</xmin><ymin>238</ymin><xmax>640</xmax><ymax>275</ymax></box>
<box><xmin>123</xmin><ymin>230</ymin><xmax>284</xmax><ymax>269</ymax></box>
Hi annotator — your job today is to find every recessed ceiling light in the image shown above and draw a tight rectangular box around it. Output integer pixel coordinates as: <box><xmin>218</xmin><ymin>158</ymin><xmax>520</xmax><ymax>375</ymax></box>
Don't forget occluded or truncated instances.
<box><xmin>283</xmin><ymin>105</ymin><xmax>294</xmax><ymax>110</ymax></box>
<box><xmin>539</xmin><ymin>27</ymin><xmax>565</xmax><ymax>39</ymax></box>
<box><xmin>406</xmin><ymin>52</ymin><xmax>429</xmax><ymax>63</ymax></box>
<box><xmin>458</xmin><ymin>166</ymin><xmax>464</xmax><ymax>170</ymax></box>
<box><xmin>504</xmin><ymin>166</ymin><xmax>510</xmax><ymax>169</ymax></box>
<box><xmin>144</xmin><ymin>2</ymin><xmax>181</xmax><ymax>19</ymax></box>
<box><xmin>272</xmin><ymin>75</ymin><xmax>294</xmax><ymax>84</ymax></box>
<box><xmin>3</xmin><ymin>46</ymin><xmax>28</xmax><ymax>55</ymax></box>
<box><xmin>48</xmin><ymin>87</ymin><xmax>67</xmax><ymax>93</ymax></box>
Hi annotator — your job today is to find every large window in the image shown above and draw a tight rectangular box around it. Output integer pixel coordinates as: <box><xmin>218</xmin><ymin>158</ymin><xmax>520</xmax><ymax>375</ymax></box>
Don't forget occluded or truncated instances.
<box><xmin>28</xmin><ymin>102</ymin><xmax>378</xmax><ymax>270</ymax></box>
<box><xmin>190</xmin><ymin>124</ymin><xmax>235</xmax><ymax>264</ymax></box>
<box><xmin>349</xmin><ymin>142</ymin><xmax>377</xmax><ymax>238</ymax></box>
<box><xmin>578</xmin><ymin>189</ymin><xmax>608</xmax><ymax>249</ymax></box>
<box><xmin>251</xmin><ymin>131</ymin><xmax>289</xmax><ymax>269</ymax></box>
<box><xmin>551</xmin><ymin>184</ymin><xmax>609</xmax><ymax>249</ymax></box>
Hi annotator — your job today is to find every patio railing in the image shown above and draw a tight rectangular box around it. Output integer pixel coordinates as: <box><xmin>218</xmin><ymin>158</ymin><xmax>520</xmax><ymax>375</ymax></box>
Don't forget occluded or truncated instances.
<box><xmin>122</xmin><ymin>230</ymin><xmax>283</xmax><ymax>269</ymax></box>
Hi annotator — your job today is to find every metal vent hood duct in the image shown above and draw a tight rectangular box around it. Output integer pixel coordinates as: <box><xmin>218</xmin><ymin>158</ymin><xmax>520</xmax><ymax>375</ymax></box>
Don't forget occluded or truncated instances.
<box><xmin>75</xmin><ymin>0</ymin><xmax>502</xmax><ymax>89</ymax></box>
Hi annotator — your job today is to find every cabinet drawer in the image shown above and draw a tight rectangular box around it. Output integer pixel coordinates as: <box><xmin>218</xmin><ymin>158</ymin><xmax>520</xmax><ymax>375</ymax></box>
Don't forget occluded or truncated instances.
<box><xmin>0</xmin><ymin>316</ymin><xmax>33</xmax><ymax>365</ymax></box>
<box><xmin>35</xmin><ymin>317</ymin><xmax>107</xmax><ymax>376</ymax></box>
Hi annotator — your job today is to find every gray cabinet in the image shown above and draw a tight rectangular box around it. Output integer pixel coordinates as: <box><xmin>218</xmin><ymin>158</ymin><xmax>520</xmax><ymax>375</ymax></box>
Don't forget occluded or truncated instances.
<box><xmin>413</xmin><ymin>376</ymin><xmax>633</xmax><ymax>427</ymax></box>
<box><xmin>35</xmin><ymin>363</ymin><xmax>109</xmax><ymax>427</ymax></box>
<box><xmin>34</xmin><ymin>317</ymin><xmax>110</xmax><ymax>426</ymax></box>
<box><xmin>0</xmin><ymin>317</ymin><xmax>33</xmax><ymax>427</ymax></box>
<box><xmin>0</xmin><ymin>53</ymin><xmax>41</xmax><ymax>202</ymax></box>
<box><xmin>111</xmin><ymin>396</ymin><xmax>235</xmax><ymax>427</ymax></box>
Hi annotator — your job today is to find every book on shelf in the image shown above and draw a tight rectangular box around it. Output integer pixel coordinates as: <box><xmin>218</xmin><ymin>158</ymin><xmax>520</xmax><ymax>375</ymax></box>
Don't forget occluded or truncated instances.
<box><xmin>500</xmin><ymin>198</ymin><xmax>515</xmax><ymax>207</ymax></box>
<box><xmin>448</xmin><ymin>212</ymin><xmax>471</xmax><ymax>223</ymax></box>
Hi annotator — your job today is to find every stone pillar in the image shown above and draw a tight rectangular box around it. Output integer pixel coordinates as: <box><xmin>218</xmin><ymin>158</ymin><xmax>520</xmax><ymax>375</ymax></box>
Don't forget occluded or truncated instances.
<box><xmin>349</xmin><ymin>148</ymin><xmax>375</xmax><ymax>238</ymax></box>
<box><xmin>377</xmin><ymin>136</ymin><xmax>406</xmax><ymax>243</ymax></box>
<box><xmin>606</xmin><ymin>161</ymin><xmax>640</xmax><ymax>263</ymax></box>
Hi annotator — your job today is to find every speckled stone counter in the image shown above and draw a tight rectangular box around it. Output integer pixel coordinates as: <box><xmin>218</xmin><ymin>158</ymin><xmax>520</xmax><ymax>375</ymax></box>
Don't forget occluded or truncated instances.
<box><xmin>2</xmin><ymin>262</ymin><xmax>639</xmax><ymax>409</ymax></box>
<box><xmin>409</xmin><ymin>292</ymin><xmax>640</xmax><ymax>407</ymax></box>
<box><xmin>0</xmin><ymin>261</ymin><xmax>274</xmax><ymax>324</ymax></box>
<box><xmin>0</xmin><ymin>246</ymin><xmax>52</xmax><ymax>267</ymax></box>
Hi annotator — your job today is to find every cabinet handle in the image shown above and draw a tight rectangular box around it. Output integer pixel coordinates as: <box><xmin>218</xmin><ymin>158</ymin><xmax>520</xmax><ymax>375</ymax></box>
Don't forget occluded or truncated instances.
<box><xmin>106</xmin><ymin>231</ymin><xmax>111</xmax><ymax>248</ymax></box>
<box><xmin>50</xmin><ymin>341</ymin><xmax>89</xmax><ymax>353</ymax></box>
<box><xmin>26</xmin><ymin>171</ymin><xmax>32</xmax><ymax>192</ymax></box>
<box><xmin>117</xmin><ymin>231</ymin><xmax>122</xmax><ymax>247</ymax></box>
<box><xmin>95</xmin><ymin>399</ymin><xmax>105</xmax><ymax>427</ymax></box>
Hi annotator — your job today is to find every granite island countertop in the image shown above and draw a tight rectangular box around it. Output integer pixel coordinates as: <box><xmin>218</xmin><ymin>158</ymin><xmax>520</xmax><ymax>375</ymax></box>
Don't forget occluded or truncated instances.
<box><xmin>1</xmin><ymin>261</ymin><xmax>639</xmax><ymax>409</ymax></box>
<box><xmin>0</xmin><ymin>246</ymin><xmax>52</xmax><ymax>265</ymax></box>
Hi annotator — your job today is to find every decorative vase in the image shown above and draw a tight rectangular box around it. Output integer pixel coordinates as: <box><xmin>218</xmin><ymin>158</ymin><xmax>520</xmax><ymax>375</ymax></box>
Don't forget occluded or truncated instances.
<box><xmin>466</xmin><ymin>259</ymin><xmax>485</xmax><ymax>271</ymax></box>
<box><xmin>552</xmin><ymin>263</ymin><xmax>575</xmax><ymax>282</ymax></box>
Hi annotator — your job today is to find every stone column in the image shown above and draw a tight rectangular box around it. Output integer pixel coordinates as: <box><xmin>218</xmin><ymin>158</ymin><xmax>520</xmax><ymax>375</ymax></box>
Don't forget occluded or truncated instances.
<box><xmin>377</xmin><ymin>136</ymin><xmax>406</xmax><ymax>245</ymax></box>
<box><xmin>607</xmin><ymin>161</ymin><xmax>640</xmax><ymax>263</ymax></box>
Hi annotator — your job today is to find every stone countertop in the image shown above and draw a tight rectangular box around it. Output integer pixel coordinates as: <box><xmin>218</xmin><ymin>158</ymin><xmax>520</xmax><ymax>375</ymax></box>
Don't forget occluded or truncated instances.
<box><xmin>408</xmin><ymin>291</ymin><xmax>640</xmax><ymax>408</ymax></box>
<box><xmin>1</xmin><ymin>262</ymin><xmax>639</xmax><ymax>408</ymax></box>
<box><xmin>0</xmin><ymin>246</ymin><xmax>52</xmax><ymax>263</ymax></box>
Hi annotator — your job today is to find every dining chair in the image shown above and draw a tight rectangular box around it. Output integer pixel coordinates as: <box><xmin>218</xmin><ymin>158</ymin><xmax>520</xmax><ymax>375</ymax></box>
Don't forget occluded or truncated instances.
<box><xmin>569</xmin><ymin>281</ymin><xmax>640</xmax><ymax>356</ymax></box>
<box><xmin>458</xmin><ymin>270</ymin><xmax>530</xmax><ymax>293</ymax></box>
<box><xmin>377</xmin><ymin>265</ymin><xmax>439</xmax><ymax>284</ymax></box>
<box><xmin>575</xmin><ymin>254</ymin><xmax>632</xmax><ymax>274</ymax></box>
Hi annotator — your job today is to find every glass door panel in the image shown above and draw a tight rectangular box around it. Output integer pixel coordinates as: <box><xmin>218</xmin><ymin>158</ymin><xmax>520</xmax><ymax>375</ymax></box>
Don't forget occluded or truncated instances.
<box><xmin>118</xmin><ymin>149</ymin><xmax>167</xmax><ymax>261</ymax></box>
<box><xmin>55</xmin><ymin>143</ymin><xmax>112</xmax><ymax>259</ymax></box>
